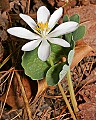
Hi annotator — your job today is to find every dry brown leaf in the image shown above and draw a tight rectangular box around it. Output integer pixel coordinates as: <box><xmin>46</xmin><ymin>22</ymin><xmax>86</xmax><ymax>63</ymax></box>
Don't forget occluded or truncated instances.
<box><xmin>20</xmin><ymin>0</ymin><xmax>26</xmax><ymax>13</ymax></box>
<box><xmin>90</xmin><ymin>0</ymin><xmax>96</xmax><ymax>4</ymax></box>
<box><xmin>78</xmin><ymin>0</ymin><xmax>90</xmax><ymax>6</ymax></box>
<box><xmin>0</xmin><ymin>15</ymin><xmax>8</xmax><ymax>61</ymax></box>
<box><xmin>62</xmin><ymin>0</ymin><xmax>77</xmax><ymax>14</ymax></box>
<box><xmin>57</xmin><ymin>0</ymin><xmax>76</xmax><ymax>7</ymax></box>
<box><xmin>0</xmin><ymin>74</ymin><xmax>35</xmax><ymax>109</ymax></box>
<box><xmin>77</xmin><ymin>101</ymin><xmax>96</xmax><ymax>120</ymax></box>
<box><xmin>0</xmin><ymin>0</ymin><xmax>10</xmax><ymax>13</ymax></box>
<box><xmin>81</xmin><ymin>20</ymin><xmax>96</xmax><ymax>52</ymax></box>
<box><xmin>56</xmin><ymin>0</ymin><xmax>66</xmax><ymax>7</ymax></box>
<box><xmin>71</xmin><ymin>44</ymin><xmax>93</xmax><ymax>69</ymax></box>
<box><xmin>37</xmin><ymin>79</ymin><xmax>47</xmax><ymax>96</ymax></box>
<box><xmin>34</xmin><ymin>79</ymin><xmax>48</xmax><ymax>100</ymax></box>
<box><xmin>9</xmin><ymin>0</ymin><xmax>26</xmax><ymax>14</ymax></box>
<box><xmin>48</xmin><ymin>0</ymin><xmax>55</xmax><ymax>6</ymax></box>
<box><xmin>0</xmin><ymin>15</ymin><xmax>8</xmax><ymax>41</ymax></box>
<box><xmin>66</xmin><ymin>4</ymin><xmax>96</xmax><ymax>23</ymax></box>
<box><xmin>66</xmin><ymin>4</ymin><xmax>96</xmax><ymax>51</ymax></box>
<box><xmin>78</xmin><ymin>84</ymin><xmax>96</xmax><ymax>120</ymax></box>
<box><xmin>32</xmin><ymin>0</ymin><xmax>44</xmax><ymax>13</ymax></box>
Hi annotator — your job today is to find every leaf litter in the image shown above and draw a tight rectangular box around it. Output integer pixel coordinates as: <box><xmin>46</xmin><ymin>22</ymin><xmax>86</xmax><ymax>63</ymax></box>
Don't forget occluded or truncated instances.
<box><xmin>0</xmin><ymin>0</ymin><xmax>96</xmax><ymax>120</ymax></box>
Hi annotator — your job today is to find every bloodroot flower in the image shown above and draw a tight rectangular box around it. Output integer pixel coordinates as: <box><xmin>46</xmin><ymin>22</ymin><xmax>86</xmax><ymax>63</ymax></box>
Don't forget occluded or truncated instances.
<box><xmin>7</xmin><ymin>6</ymin><xmax>78</xmax><ymax>61</ymax></box>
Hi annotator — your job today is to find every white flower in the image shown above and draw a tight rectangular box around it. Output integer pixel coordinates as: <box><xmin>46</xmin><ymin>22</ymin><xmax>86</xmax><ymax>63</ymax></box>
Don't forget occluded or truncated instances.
<box><xmin>7</xmin><ymin>6</ymin><xmax>78</xmax><ymax>61</ymax></box>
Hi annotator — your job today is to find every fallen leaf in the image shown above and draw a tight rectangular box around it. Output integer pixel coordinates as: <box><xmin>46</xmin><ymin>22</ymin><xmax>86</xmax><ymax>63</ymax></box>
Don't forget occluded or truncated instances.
<box><xmin>77</xmin><ymin>84</ymin><xmax>96</xmax><ymax>120</ymax></box>
<box><xmin>9</xmin><ymin>0</ymin><xmax>26</xmax><ymax>14</ymax></box>
<box><xmin>48</xmin><ymin>0</ymin><xmax>55</xmax><ymax>6</ymax></box>
<box><xmin>20</xmin><ymin>0</ymin><xmax>26</xmax><ymax>13</ymax></box>
<box><xmin>71</xmin><ymin>44</ymin><xmax>93</xmax><ymax>69</ymax></box>
<box><xmin>79</xmin><ymin>0</ymin><xmax>90</xmax><ymax>6</ymax></box>
<box><xmin>62</xmin><ymin>0</ymin><xmax>77</xmax><ymax>14</ymax></box>
<box><xmin>66</xmin><ymin>4</ymin><xmax>96</xmax><ymax>23</ymax></box>
<box><xmin>56</xmin><ymin>0</ymin><xmax>66</xmax><ymax>7</ymax></box>
<box><xmin>33</xmin><ymin>79</ymin><xmax>48</xmax><ymax>102</ymax></box>
<box><xmin>81</xmin><ymin>20</ymin><xmax>96</xmax><ymax>52</ymax></box>
<box><xmin>0</xmin><ymin>15</ymin><xmax>8</xmax><ymax>61</ymax></box>
<box><xmin>0</xmin><ymin>74</ymin><xmax>37</xmax><ymax>109</ymax></box>
<box><xmin>66</xmin><ymin>5</ymin><xmax>96</xmax><ymax>52</ymax></box>
<box><xmin>0</xmin><ymin>15</ymin><xmax>8</xmax><ymax>41</ymax></box>
<box><xmin>76</xmin><ymin>40</ymin><xmax>95</xmax><ymax>56</ymax></box>
<box><xmin>0</xmin><ymin>0</ymin><xmax>10</xmax><ymax>13</ymax></box>
<box><xmin>79</xmin><ymin>84</ymin><xmax>96</xmax><ymax>103</ymax></box>
<box><xmin>90</xmin><ymin>0</ymin><xmax>96</xmax><ymax>4</ymax></box>
<box><xmin>77</xmin><ymin>101</ymin><xmax>96</xmax><ymax>120</ymax></box>
<box><xmin>32</xmin><ymin>0</ymin><xmax>44</xmax><ymax>13</ymax></box>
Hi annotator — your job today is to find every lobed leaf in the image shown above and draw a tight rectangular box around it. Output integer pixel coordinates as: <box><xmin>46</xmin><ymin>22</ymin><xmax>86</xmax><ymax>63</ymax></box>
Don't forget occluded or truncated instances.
<box><xmin>65</xmin><ymin>33</ymin><xmax>72</xmax><ymax>43</ymax></box>
<box><xmin>73</xmin><ymin>26</ymin><xmax>86</xmax><ymax>41</ymax></box>
<box><xmin>46</xmin><ymin>63</ymin><xmax>65</xmax><ymax>86</ymax></box>
<box><xmin>22</xmin><ymin>48</ymin><xmax>50</xmax><ymax>80</ymax></box>
<box><xmin>63</xmin><ymin>15</ymin><xmax>69</xmax><ymax>22</ymax></box>
<box><xmin>68</xmin><ymin>49</ymin><xmax>74</xmax><ymax>66</ymax></box>
<box><xmin>70</xmin><ymin>14</ymin><xmax>80</xmax><ymax>23</ymax></box>
<box><xmin>59</xmin><ymin>64</ymin><xmax>69</xmax><ymax>81</ymax></box>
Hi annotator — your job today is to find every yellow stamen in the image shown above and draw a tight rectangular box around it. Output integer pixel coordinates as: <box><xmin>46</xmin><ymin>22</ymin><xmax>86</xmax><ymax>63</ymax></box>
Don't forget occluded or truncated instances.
<box><xmin>35</xmin><ymin>22</ymin><xmax>51</xmax><ymax>38</ymax></box>
<box><xmin>36</xmin><ymin>22</ymin><xmax>48</xmax><ymax>32</ymax></box>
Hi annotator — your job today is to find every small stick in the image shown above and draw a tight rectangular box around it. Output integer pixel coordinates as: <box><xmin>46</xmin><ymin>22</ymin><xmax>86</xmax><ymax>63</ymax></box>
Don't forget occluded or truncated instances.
<box><xmin>28</xmin><ymin>0</ymin><xmax>31</xmax><ymax>14</ymax></box>
<box><xmin>15</xmin><ymin>71</ymin><xmax>33</xmax><ymax>120</ymax></box>
<box><xmin>0</xmin><ymin>71</ymin><xmax>14</xmax><ymax>119</ymax></box>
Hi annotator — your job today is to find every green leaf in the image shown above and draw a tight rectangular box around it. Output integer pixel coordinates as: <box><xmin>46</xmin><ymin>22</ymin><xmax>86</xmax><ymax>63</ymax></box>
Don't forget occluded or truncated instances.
<box><xmin>51</xmin><ymin>43</ymin><xmax>63</xmax><ymax>54</ymax></box>
<box><xmin>59</xmin><ymin>50</ymin><xmax>74</xmax><ymax>81</ymax></box>
<box><xmin>46</xmin><ymin>63</ymin><xmax>65</xmax><ymax>86</ymax></box>
<box><xmin>63</xmin><ymin>40</ymin><xmax>75</xmax><ymax>57</ymax></box>
<box><xmin>22</xmin><ymin>48</ymin><xmax>50</xmax><ymax>80</ymax></box>
<box><xmin>65</xmin><ymin>33</ymin><xmax>72</xmax><ymax>43</ymax></box>
<box><xmin>70</xmin><ymin>14</ymin><xmax>80</xmax><ymax>23</ymax></box>
<box><xmin>68</xmin><ymin>49</ymin><xmax>74</xmax><ymax>66</ymax></box>
<box><xmin>63</xmin><ymin>15</ymin><xmax>69</xmax><ymax>22</ymax></box>
<box><xmin>73</xmin><ymin>26</ymin><xmax>86</xmax><ymax>41</ymax></box>
<box><xmin>50</xmin><ymin>44</ymin><xmax>66</xmax><ymax>62</ymax></box>
<box><xmin>59</xmin><ymin>50</ymin><xmax>74</xmax><ymax>82</ymax></box>
<box><xmin>47</xmin><ymin>52</ymin><xmax>61</xmax><ymax>64</ymax></box>
<box><xmin>59</xmin><ymin>64</ymin><xmax>69</xmax><ymax>81</ymax></box>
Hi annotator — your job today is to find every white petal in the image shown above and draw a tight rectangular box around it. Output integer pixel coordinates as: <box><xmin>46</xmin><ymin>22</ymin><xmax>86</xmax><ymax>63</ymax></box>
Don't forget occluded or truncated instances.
<box><xmin>19</xmin><ymin>13</ymin><xmax>37</xmax><ymax>30</ymax></box>
<box><xmin>48</xmin><ymin>21</ymin><xmax>79</xmax><ymax>37</ymax></box>
<box><xmin>7</xmin><ymin>27</ymin><xmax>40</xmax><ymax>40</ymax></box>
<box><xmin>37</xmin><ymin>6</ymin><xmax>50</xmax><ymax>23</ymax></box>
<box><xmin>48</xmin><ymin>7</ymin><xmax>63</xmax><ymax>29</ymax></box>
<box><xmin>38</xmin><ymin>40</ymin><xmax>50</xmax><ymax>61</ymax></box>
<box><xmin>22</xmin><ymin>39</ymin><xmax>41</xmax><ymax>51</ymax></box>
<box><xmin>48</xmin><ymin>37</ymin><xmax>70</xmax><ymax>47</ymax></box>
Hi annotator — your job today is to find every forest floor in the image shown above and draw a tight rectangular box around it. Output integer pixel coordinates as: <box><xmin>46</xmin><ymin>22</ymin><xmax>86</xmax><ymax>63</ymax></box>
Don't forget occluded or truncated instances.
<box><xmin>0</xmin><ymin>0</ymin><xmax>96</xmax><ymax>120</ymax></box>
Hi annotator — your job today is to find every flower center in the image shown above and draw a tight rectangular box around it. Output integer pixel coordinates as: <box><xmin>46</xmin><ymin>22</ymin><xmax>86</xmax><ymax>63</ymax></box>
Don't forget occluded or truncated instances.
<box><xmin>35</xmin><ymin>22</ymin><xmax>50</xmax><ymax>38</ymax></box>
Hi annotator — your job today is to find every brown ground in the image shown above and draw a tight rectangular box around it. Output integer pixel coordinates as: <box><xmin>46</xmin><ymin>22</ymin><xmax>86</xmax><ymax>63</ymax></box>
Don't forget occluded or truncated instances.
<box><xmin>0</xmin><ymin>0</ymin><xmax>96</xmax><ymax>120</ymax></box>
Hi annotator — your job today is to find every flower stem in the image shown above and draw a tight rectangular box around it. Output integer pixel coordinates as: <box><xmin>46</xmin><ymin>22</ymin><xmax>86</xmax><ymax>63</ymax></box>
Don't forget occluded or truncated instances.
<box><xmin>67</xmin><ymin>68</ymin><xmax>79</xmax><ymax>113</ymax></box>
<box><xmin>58</xmin><ymin>83</ymin><xmax>77</xmax><ymax>120</ymax></box>
<box><xmin>49</xmin><ymin>57</ymin><xmax>54</xmax><ymax>67</ymax></box>
<box><xmin>49</xmin><ymin>57</ymin><xmax>77</xmax><ymax>120</ymax></box>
